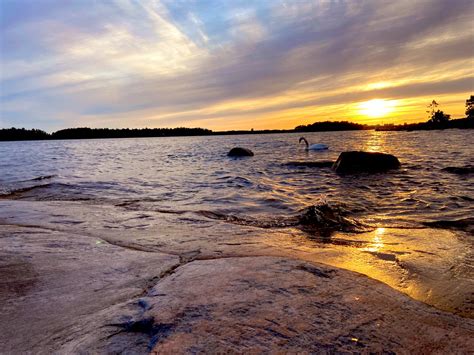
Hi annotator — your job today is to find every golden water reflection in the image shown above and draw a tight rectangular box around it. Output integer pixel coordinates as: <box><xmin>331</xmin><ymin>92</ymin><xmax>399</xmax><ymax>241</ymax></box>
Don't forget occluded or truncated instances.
<box><xmin>275</xmin><ymin>227</ymin><xmax>472</xmax><ymax>317</ymax></box>
<box><xmin>363</xmin><ymin>130</ymin><xmax>387</xmax><ymax>152</ymax></box>
<box><xmin>363</xmin><ymin>227</ymin><xmax>385</xmax><ymax>252</ymax></box>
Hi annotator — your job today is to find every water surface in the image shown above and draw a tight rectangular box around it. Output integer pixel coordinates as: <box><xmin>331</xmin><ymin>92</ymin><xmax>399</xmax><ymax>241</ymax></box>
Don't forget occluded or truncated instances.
<box><xmin>1</xmin><ymin>130</ymin><xmax>472</xmax><ymax>227</ymax></box>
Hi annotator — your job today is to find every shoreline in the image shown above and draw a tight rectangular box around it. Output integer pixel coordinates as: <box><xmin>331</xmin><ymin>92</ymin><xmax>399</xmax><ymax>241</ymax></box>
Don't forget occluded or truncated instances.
<box><xmin>1</xmin><ymin>119</ymin><xmax>473</xmax><ymax>142</ymax></box>
<box><xmin>1</xmin><ymin>199</ymin><xmax>473</xmax><ymax>352</ymax></box>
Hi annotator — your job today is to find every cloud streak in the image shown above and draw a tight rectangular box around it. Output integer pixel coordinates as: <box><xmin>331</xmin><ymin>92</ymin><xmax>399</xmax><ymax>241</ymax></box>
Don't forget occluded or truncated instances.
<box><xmin>1</xmin><ymin>0</ymin><xmax>473</xmax><ymax>130</ymax></box>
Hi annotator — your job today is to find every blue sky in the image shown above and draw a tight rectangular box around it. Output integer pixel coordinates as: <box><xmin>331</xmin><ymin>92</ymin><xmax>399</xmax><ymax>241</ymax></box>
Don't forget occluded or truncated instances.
<box><xmin>1</xmin><ymin>0</ymin><xmax>473</xmax><ymax>131</ymax></box>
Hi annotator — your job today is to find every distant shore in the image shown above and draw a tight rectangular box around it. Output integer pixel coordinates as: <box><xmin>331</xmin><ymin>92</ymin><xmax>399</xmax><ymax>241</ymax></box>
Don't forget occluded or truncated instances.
<box><xmin>1</xmin><ymin>117</ymin><xmax>473</xmax><ymax>141</ymax></box>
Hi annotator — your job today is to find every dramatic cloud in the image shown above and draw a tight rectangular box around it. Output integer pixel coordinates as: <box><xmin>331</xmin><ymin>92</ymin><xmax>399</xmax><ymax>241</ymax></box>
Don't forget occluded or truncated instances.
<box><xmin>1</xmin><ymin>0</ymin><xmax>473</xmax><ymax>130</ymax></box>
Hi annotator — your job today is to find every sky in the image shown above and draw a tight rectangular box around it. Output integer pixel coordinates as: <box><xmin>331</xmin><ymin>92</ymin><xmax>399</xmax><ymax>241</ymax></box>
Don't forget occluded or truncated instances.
<box><xmin>0</xmin><ymin>0</ymin><xmax>473</xmax><ymax>131</ymax></box>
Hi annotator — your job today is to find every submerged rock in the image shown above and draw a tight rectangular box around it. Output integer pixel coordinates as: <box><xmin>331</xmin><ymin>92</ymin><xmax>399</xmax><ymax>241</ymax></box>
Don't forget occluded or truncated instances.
<box><xmin>442</xmin><ymin>165</ymin><xmax>474</xmax><ymax>175</ymax></box>
<box><xmin>227</xmin><ymin>147</ymin><xmax>254</xmax><ymax>157</ymax></box>
<box><xmin>332</xmin><ymin>151</ymin><xmax>400</xmax><ymax>174</ymax></box>
<box><xmin>284</xmin><ymin>161</ymin><xmax>334</xmax><ymax>168</ymax></box>
<box><xmin>423</xmin><ymin>217</ymin><xmax>474</xmax><ymax>234</ymax></box>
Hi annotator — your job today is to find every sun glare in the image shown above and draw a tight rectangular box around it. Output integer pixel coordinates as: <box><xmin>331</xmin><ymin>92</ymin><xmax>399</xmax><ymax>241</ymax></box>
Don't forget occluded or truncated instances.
<box><xmin>358</xmin><ymin>99</ymin><xmax>396</xmax><ymax>118</ymax></box>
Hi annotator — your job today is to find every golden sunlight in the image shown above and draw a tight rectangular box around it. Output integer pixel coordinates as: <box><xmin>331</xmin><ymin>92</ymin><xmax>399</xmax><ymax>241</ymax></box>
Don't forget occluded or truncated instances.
<box><xmin>363</xmin><ymin>227</ymin><xmax>386</xmax><ymax>253</ymax></box>
<box><xmin>358</xmin><ymin>99</ymin><xmax>397</xmax><ymax>118</ymax></box>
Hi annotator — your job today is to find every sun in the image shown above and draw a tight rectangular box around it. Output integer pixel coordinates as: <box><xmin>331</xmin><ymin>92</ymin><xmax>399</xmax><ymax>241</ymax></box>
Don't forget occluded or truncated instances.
<box><xmin>358</xmin><ymin>99</ymin><xmax>396</xmax><ymax>118</ymax></box>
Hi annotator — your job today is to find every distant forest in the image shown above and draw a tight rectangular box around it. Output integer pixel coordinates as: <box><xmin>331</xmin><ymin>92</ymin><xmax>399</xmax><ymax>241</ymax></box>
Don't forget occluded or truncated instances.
<box><xmin>1</xmin><ymin>95</ymin><xmax>473</xmax><ymax>141</ymax></box>
<box><xmin>0</xmin><ymin>121</ymin><xmax>368</xmax><ymax>141</ymax></box>
<box><xmin>0</xmin><ymin>127</ymin><xmax>212</xmax><ymax>141</ymax></box>
<box><xmin>1</xmin><ymin>118</ymin><xmax>473</xmax><ymax>142</ymax></box>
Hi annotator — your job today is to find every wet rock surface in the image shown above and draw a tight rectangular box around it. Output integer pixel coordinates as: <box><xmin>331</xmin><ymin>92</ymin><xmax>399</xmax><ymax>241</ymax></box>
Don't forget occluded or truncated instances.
<box><xmin>0</xmin><ymin>225</ymin><xmax>179</xmax><ymax>353</ymax></box>
<box><xmin>77</xmin><ymin>257</ymin><xmax>473</xmax><ymax>353</ymax></box>
<box><xmin>332</xmin><ymin>151</ymin><xmax>400</xmax><ymax>174</ymax></box>
<box><xmin>0</xmin><ymin>200</ymin><xmax>473</xmax><ymax>353</ymax></box>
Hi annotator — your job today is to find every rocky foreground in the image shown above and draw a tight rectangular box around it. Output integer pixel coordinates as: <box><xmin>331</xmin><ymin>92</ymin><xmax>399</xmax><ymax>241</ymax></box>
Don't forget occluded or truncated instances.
<box><xmin>1</xmin><ymin>215</ymin><xmax>473</xmax><ymax>353</ymax></box>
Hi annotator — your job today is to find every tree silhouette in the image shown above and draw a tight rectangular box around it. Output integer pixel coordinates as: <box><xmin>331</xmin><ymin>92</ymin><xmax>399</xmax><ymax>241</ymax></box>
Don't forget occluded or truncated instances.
<box><xmin>429</xmin><ymin>110</ymin><xmax>450</xmax><ymax>124</ymax></box>
<box><xmin>426</xmin><ymin>100</ymin><xmax>439</xmax><ymax>120</ymax></box>
<box><xmin>426</xmin><ymin>100</ymin><xmax>450</xmax><ymax>125</ymax></box>
<box><xmin>466</xmin><ymin>95</ymin><xmax>474</xmax><ymax>120</ymax></box>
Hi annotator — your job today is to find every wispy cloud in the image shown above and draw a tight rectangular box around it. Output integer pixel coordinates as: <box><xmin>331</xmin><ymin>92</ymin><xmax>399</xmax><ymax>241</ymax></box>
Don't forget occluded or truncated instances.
<box><xmin>1</xmin><ymin>0</ymin><xmax>473</xmax><ymax>130</ymax></box>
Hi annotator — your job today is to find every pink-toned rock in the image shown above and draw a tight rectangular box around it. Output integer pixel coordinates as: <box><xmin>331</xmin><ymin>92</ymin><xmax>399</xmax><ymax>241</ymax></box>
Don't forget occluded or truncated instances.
<box><xmin>0</xmin><ymin>201</ymin><xmax>472</xmax><ymax>353</ymax></box>
<box><xmin>103</xmin><ymin>257</ymin><xmax>472</xmax><ymax>354</ymax></box>
<box><xmin>0</xmin><ymin>225</ymin><xmax>179</xmax><ymax>353</ymax></box>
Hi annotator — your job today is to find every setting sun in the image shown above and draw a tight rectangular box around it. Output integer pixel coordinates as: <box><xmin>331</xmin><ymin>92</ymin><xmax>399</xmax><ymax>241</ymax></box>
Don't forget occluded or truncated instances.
<box><xmin>359</xmin><ymin>99</ymin><xmax>397</xmax><ymax>118</ymax></box>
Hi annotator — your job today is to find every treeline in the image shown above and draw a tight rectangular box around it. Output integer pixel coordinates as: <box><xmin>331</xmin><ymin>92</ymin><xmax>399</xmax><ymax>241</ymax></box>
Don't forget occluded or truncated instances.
<box><xmin>295</xmin><ymin>120</ymin><xmax>369</xmax><ymax>132</ymax></box>
<box><xmin>376</xmin><ymin>95</ymin><xmax>474</xmax><ymax>131</ymax></box>
<box><xmin>0</xmin><ymin>127</ymin><xmax>50</xmax><ymax>141</ymax></box>
<box><xmin>0</xmin><ymin>122</ymin><xmax>369</xmax><ymax>142</ymax></box>
<box><xmin>374</xmin><ymin>117</ymin><xmax>474</xmax><ymax>131</ymax></box>
<box><xmin>0</xmin><ymin>127</ymin><xmax>213</xmax><ymax>141</ymax></box>
<box><xmin>51</xmin><ymin>127</ymin><xmax>212</xmax><ymax>139</ymax></box>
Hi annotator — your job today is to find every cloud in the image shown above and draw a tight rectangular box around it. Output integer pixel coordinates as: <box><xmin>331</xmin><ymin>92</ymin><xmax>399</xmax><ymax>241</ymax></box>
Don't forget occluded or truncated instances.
<box><xmin>1</xmin><ymin>0</ymin><xmax>473</xmax><ymax>130</ymax></box>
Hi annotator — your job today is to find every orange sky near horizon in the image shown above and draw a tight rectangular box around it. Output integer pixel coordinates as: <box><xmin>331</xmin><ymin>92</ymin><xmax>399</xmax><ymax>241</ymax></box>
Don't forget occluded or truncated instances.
<box><xmin>184</xmin><ymin>93</ymin><xmax>472</xmax><ymax>131</ymax></box>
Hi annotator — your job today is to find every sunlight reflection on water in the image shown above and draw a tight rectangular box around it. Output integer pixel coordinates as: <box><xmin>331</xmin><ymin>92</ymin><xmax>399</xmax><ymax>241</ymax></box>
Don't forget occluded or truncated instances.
<box><xmin>363</xmin><ymin>227</ymin><xmax>385</xmax><ymax>252</ymax></box>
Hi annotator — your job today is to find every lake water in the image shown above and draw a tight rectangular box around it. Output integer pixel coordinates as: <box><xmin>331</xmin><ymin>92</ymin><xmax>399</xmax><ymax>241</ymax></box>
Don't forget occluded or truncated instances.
<box><xmin>1</xmin><ymin>130</ymin><xmax>473</xmax><ymax>227</ymax></box>
<box><xmin>1</xmin><ymin>130</ymin><xmax>473</xmax><ymax>316</ymax></box>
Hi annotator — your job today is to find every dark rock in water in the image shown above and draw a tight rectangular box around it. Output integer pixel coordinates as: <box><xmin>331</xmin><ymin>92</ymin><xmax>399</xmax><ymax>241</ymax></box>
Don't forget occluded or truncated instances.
<box><xmin>441</xmin><ymin>165</ymin><xmax>474</xmax><ymax>175</ymax></box>
<box><xmin>227</xmin><ymin>147</ymin><xmax>254</xmax><ymax>157</ymax></box>
<box><xmin>297</xmin><ymin>204</ymin><xmax>367</xmax><ymax>236</ymax></box>
<box><xmin>332</xmin><ymin>151</ymin><xmax>400</xmax><ymax>174</ymax></box>
<box><xmin>284</xmin><ymin>161</ymin><xmax>334</xmax><ymax>168</ymax></box>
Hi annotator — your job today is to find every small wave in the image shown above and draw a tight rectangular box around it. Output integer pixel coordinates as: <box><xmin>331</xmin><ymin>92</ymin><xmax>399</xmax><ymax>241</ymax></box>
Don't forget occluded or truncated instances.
<box><xmin>229</xmin><ymin>176</ymin><xmax>253</xmax><ymax>188</ymax></box>
<box><xmin>22</xmin><ymin>175</ymin><xmax>57</xmax><ymax>182</ymax></box>
<box><xmin>198</xmin><ymin>210</ymin><xmax>293</xmax><ymax>228</ymax></box>
<box><xmin>115</xmin><ymin>200</ymin><xmax>188</xmax><ymax>215</ymax></box>
<box><xmin>198</xmin><ymin>202</ymin><xmax>370</xmax><ymax>237</ymax></box>
<box><xmin>0</xmin><ymin>182</ymin><xmax>93</xmax><ymax>202</ymax></box>
<box><xmin>0</xmin><ymin>184</ymin><xmax>52</xmax><ymax>198</ymax></box>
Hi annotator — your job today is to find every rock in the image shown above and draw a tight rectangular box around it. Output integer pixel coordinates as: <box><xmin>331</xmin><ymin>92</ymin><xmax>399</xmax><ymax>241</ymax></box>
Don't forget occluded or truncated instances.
<box><xmin>134</xmin><ymin>257</ymin><xmax>473</xmax><ymax>353</ymax></box>
<box><xmin>1</xmin><ymin>201</ymin><xmax>473</xmax><ymax>353</ymax></box>
<box><xmin>0</xmin><ymin>223</ymin><xmax>179</xmax><ymax>354</ymax></box>
<box><xmin>441</xmin><ymin>165</ymin><xmax>474</xmax><ymax>175</ymax></box>
<box><xmin>332</xmin><ymin>151</ymin><xmax>400</xmax><ymax>174</ymax></box>
<box><xmin>227</xmin><ymin>147</ymin><xmax>254</xmax><ymax>157</ymax></box>
<box><xmin>297</xmin><ymin>204</ymin><xmax>367</xmax><ymax>235</ymax></box>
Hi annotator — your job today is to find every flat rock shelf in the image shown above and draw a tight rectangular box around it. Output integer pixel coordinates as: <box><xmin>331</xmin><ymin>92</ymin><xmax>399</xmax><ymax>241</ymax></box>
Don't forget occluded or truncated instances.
<box><xmin>1</xmin><ymin>222</ymin><xmax>472</xmax><ymax>353</ymax></box>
